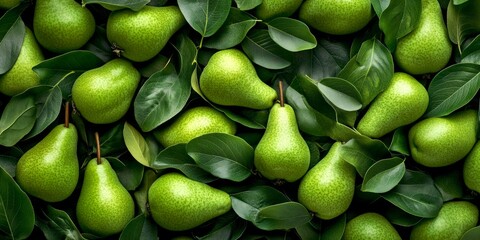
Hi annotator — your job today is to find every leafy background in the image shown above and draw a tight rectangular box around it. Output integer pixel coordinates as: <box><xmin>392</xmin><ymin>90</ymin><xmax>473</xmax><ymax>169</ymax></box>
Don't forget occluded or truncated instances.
<box><xmin>1</xmin><ymin>0</ymin><xmax>480</xmax><ymax>239</ymax></box>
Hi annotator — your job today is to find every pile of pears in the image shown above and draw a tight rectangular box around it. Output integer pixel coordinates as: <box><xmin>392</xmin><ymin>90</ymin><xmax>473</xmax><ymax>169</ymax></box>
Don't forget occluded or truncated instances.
<box><xmin>2</xmin><ymin>0</ymin><xmax>480</xmax><ymax>239</ymax></box>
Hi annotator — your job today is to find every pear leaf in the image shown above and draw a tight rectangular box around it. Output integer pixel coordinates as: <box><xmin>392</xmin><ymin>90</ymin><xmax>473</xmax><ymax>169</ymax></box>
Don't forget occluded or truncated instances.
<box><xmin>424</xmin><ymin>63</ymin><xmax>480</xmax><ymax>118</ymax></box>
<box><xmin>0</xmin><ymin>166</ymin><xmax>35</xmax><ymax>240</ymax></box>
<box><xmin>196</xmin><ymin>212</ymin><xmax>247</xmax><ymax>240</ymax></box>
<box><xmin>109</xmin><ymin>156</ymin><xmax>144</xmax><ymax>191</ymax></box>
<box><xmin>382</xmin><ymin>206</ymin><xmax>422</xmax><ymax>227</ymax></box>
<box><xmin>317</xmin><ymin>77</ymin><xmax>363</xmax><ymax>112</ymax></box>
<box><xmin>0</xmin><ymin>95</ymin><xmax>36</xmax><ymax>147</ymax></box>
<box><xmin>0</xmin><ymin>1</ymin><xmax>28</xmax><ymax>74</ymax></box>
<box><xmin>36</xmin><ymin>205</ymin><xmax>86</xmax><ymax>240</ymax></box>
<box><xmin>119</xmin><ymin>213</ymin><xmax>157</xmax><ymax>240</ymax></box>
<box><xmin>97</xmin><ymin>123</ymin><xmax>126</xmax><ymax>156</ymax></box>
<box><xmin>123</xmin><ymin>122</ymin><xmax>152</xmax><ymax>167</ymax></box>
<box><xmin>133</xmin><ymin>169</ymin><xmax>157</xmax><ymax>214</ymax></box>
<box><xmin>0</xmin><ymin>154</ymin><xmax>17</xmax><ymax>177</ymax></box>
<box><xmin>234</xmin><ymin>0</ymin><xmax>262</xmax><ymax>10</ymax></box>
<box><xmin>433</xmin><ymin>168</ymin><xmax>464</xmax><ymax>202</ymax></box>
<box><xmin>266</xmin><ymin>17</ymin><xmax>317</xmax><ymax>52</ymax></box>
<box><xmin>461</xmin><ymin>34</ymin><xmax>480</xmax><ymax>64</ymax></box>
<box><xmin>361</xmin><ymin>157</ymin><xmax>406</xmax><ymax>193</ymax></box>
<box><xmin>454</xmin><ymin>0</ymin><xmax>470</xmax><ymax>4</ymax></box>
<box><xmin>295</xmin><ymin>222</ymin><xmax>321</xmax><ymax>240</ymax></box>
<box><xmin>321</xmin><ymin>214</ymin><xmax>346</xmax><ymax>240</ymax></box>
<box><xmin>462</xmin><ymin>226</ymin><xmax>480</xmax><ymax>240</ymax></box>
<box><xmin>186</xmin><ymin>133</ymin><xmax>254</xmax><ymax>182</ymax></box>
<box><xmin>178</xmin><ymin>0</ymin><xmax>232</xmax><ymax>37</ymax></box>
<box><xmin>338</xmin><ymin>38</ymin><xmax>394</xmax><ymax>106</ymax></box>
<box><xmin>241</xmin><ymin>29</ymin><xmax>293</xmax><ymax>69</ymax></box>
<box><xmin>339</xmin><ymin>138</ymin><xmax>391</xmax><ymax>177</ymax></box>
<box><xmin>447</xmin><ymin>0</ymin><xmax>480</xmax><ymax>48</ymax></box>
<box><xmin>371</xmin><ymin>0</ymin><xmax>391</xmax><ymax>16</ymax></box>
<box><xmin>82</xmin><ymin>0</ymin><xmax>149</xmax><ymax>11</ymax></box>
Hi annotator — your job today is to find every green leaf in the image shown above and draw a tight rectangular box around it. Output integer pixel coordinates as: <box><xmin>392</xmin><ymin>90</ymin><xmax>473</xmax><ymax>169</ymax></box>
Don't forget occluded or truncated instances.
<box><xmin>119</xmin><ymin>214</ymin><xmax>157</xmax><ymax>240</ymax></box>
<box><xmin>447</xmin><ymin>0</ymin><xmax>480</xmax><ymax>48</ymax></box>
<box><xmin>389</xmin><ymin>127</ymin><xmax>410</xmax><ymax>155</ymax></box>
<box><xmin>82</xmin><ymin>0</ymin><xmax>149</xmax><ymax>11</ymax></box>
<box><xmin>462</xmin><ymin>34</ymin><xmax>480</xmax><ymax>64</ymax></box>
<box><xmin>424</xmin><ymin>63</ymin><xmax>480</xmax><ymax>118</ymax></box>
<box><xmin>123</xmin><ymin>122</ymin><xmax>152</xmax><ymax>167</ymax></box>
<box><xmin>454</xmin><ymin>0</ymin><xmax>470</xmax><ymax>4</ymax></box>
<box><xmin>0</xmin><ymin>166</ymin><xmax>35</xmax><ymax>239</ymax></box>
<box><xmin>462</xmin><ymin>226</ymin><xmax>480</xmax><ymax>240</ymax></box>
<box><xmin>0</xmin><ymin>2</ymin><xmax>28</xmax><ymax>75</ymax></box>
<box><xmin>382</xmin><ymin>170</ymin><xmax>443</xmax><ymax>218</ymax></box>
<box><xmin>0</xmin><ymin>154</ymin><xmax>17</xmax><ymax>177</ymax></box>
<box><xmin>152</xmin><ymin>144</ymin><xmax>217</xmax><ymax>183</ymax></box>
<box><xmin>338</xmin><ymin>38</ymin><xmax>394</xmax><ymax>106</ymax></box>
<box><xmin>234</xmin><ymin>0</ymin><xmax>262</xmax><ymax>10</ymax></box>
<box><xmin>216</xmin><ymin>106</ymin><xmax>266</xmax><ymax>129</ymax></box>
<box><xmin>379</xmin><ymin>0</ymin><xmax>421</xmax><ymax>51</ymax></box>
<box><xmin>266</xmin><ymin>17</ymin><xmax>317</xmax><ymax>52</ymax></box>
<box><xmin>36</xmin><ymin>205</ymin><xmax>86</xmax><ymax>240</ymax></box>
<box><xmin>178</xmin><ymin>0</ymin><xmax>232</xmax><ymax>37</ymax></box>
<box><xmin>204</xmin><ymin>8</ymin><xmax>258</xmax><ymax>49</ymax></box>
<box><xmin>241</xmin><ymin>29</ymin><xmax>292</xmax><ymax>69</ymax></box>
<box><xmin>371</xmin><ymin>0</ymin><xmax>391</xmax><ymax>16</ymax></box>
<box><xmin>186</xmin><ymin>133</ymin><xmax>253</xmax><ymax>182</ymax></box>
<box><xmin>97</xmin><ymin>123</ymin><xmax>126</xmax><ymax>156</ymax></box>
<box><xmin>383</xmin><ymin>206</ymin><xmax>422</xmax><ymax>227</ymax></box>
<box><xmin>134</xmin><ymin>169</ymin><xmax>157</xmax><ymax>214</ymax></box>
<box><xmin>361</xmin><ymin>157</ymin><xmax>406</xmax><ymax>193</ymax></box>
<box><xmin>295</xmin><ymin>222</ymin><xmax>320</xmax><ymax>240</ymax></box>
<box><xmin>109</xmin><ymin>156</ymin><xmax>144</xmax><ymax>191</ymax></box>
<box><xmin>434</xmin><ymin>168</ymin><xmax>465</xmax><ymax>202</ymax></box>
<box><xmin>321</xmin><ymin>214</ymin><xmax>346</xmax><ymax>240</ymax></box>
<box><xmin>197</xmin><ymin>212</ymin><xmax>247</xmax><ymax>240</ymax></box>
<box><xmin>339</xmin><ymin>138</ymin><xmax>391</xmax><ymax>177</ymax></box>
<box><xmin>317</xmin><ymin>77</ymin><xmax>363</xmax><ymax>112</ymax></box>
<box><xmin>0</xmin><ymin>95</ymin><xmax>36</xmax><ymax>147</ymax></box>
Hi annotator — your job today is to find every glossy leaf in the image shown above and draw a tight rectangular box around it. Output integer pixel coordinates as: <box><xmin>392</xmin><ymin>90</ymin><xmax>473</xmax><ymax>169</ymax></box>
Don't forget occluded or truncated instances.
<box><xmin>462</xmin><ymin>226</ymin><xmax>480</xmax><ymax>240</ymax></box>
<box><xmin>338</xmin><ymin>38</ymin><xmax>394</xmax><ymax>106</ymax></box>
<box><xmin>321</xmin><ymin>214</ymin><xmax>346</xmax><ymax>240</ymax></box>
<box><xmin>109</xmin><ymin>156</ymin><xmax>144</xmax><ymax>191</ymax></box>
<box><xmin>361</xmin><ymin>157</ymin><xmax>406</xmax><ymax>193</ymax></box>
<box><xmin>447</xmin><ymin>0</ymin><xmax>480</xmax><ymax>47</ymax></box>
<box><xmin>0</xmin><ymin>2</ymin><xmax>28</xmax><ymax>74</ymax></box>
<box><xmin>424</xmin><ymin>63</ymin><xmax>480</xmax><ymax>118</ymax></box>
<box><xmin>389</xmin><ymin>127</ymin><xmax>410</xmax><ymax>155</ymax></box>
<box><xmin>123</xmin><ymin>122</ymin><xmax>151</xmax><ymax>167</ymax></box>
<box><xmin>97</xmin><ymin>123</ymin><xmax>126</xmax><ymax>156</ymax></box>
<box><xmin>339</xmin><ymin>138</ymin><xmax>391</xmax><ymax>177</ymax></box>
<box><xmin>82</xmin><ymin>0</ymin><xmax>149</xmax><ymax>11</ymax></box>
<box><xmin>197</xmin><ymin>212</ymin><xmax>247</xmax><ymax>240</ymax></box>
<box><xmin>119</xmin><ymin>214</ymin><xmax>157</xmax><ymax>240</ymax></box>
<box><xmin>186</xmin><ymin>133</ymin><xmax>253</xmax><ymax>182</ymax></box>
<box><xmin>462</xmin><ymin>34</ymin><xmax>480</xmax><ymax>64</ymax></box>
<box><xmin>241</xmin><ymin>29</ymin><xmax>292</xmax><ymax>69</ymax></box>
<box><xmin>371</xmin><ymin>0</ymin><xmax>391</xmax><ymax>16</ymax></box>
<box><xmin>0</xmin><ymin>95</ymin><xmax>36</xmax><ymax>147</ymax></box>
<box><xmin>295</xmin><ymin>222</ymin><xmax>320</xmax><ymax>240</ymax></box>
<box><xmin>0</xmin><ymin>166</ymin><xmax>35</xmax><ymax>240</ymax></box>
<box><xmin>267</xmin><ymin>17</ymin><xmax>317</xmax><ymax>52</ymax></box>
<box><xmin>178</xmin><ymin>0</ymin><xmax>232</xmax><ymax>37</ymax></box>
<box><xmin>234</xmin><ymin>0</ymin><xmax>262</xmax><ymax>10</ymax></box>
<box><xmin>383</xmin><ymin>206</ymin><xmax>422</xmax><ymax>227</ymax></box>
<box><xmin>317</xmin><ymin>77</ymin><xmax>363</xmax><ymax>112</ymax></box>
<box><xmin>36</xmin><ymin>205</ymin><xmax>85</xmax><ymax>240</ymax></box>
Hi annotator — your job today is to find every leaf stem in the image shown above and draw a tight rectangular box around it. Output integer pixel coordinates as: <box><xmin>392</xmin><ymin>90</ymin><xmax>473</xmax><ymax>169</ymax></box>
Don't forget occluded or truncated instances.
<box><xmin>64</xmin><ymin>101</ymin><xmax>70</xmax><ymax>128</ymax></box>
<box><xmin>95</xmin><ymin>132</ymin><xmax>101</xmax><ymax>165</ymax></box>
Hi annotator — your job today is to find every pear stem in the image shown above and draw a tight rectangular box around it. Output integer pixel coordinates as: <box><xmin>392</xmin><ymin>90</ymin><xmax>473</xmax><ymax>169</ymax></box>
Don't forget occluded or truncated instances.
<box><xmin>95</xmin><ymin>132</ymin><xmax>102</xmax><ymax>165</ymax></box>
<box><xmin>64</xmin><ymin>101</ymin><xmax>70</xmax><ymax>128</ymax></box>
<box><xmin>279</xmin><ymin>80</ymin><xmax>284</xmax><ymax>107</ymax></box>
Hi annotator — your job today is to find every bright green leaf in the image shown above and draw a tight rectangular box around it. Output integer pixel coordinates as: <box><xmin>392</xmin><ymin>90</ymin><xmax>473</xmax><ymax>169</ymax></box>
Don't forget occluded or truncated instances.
<box><xmin>267</xmin><ymin>17</ymin><xmax>317</xmax><ymax>52</ymax></box>
<box><xmin>317</xmin><ymin>77</ymin><xmax>363</xmax><ymax>112</ymax></box>
<box><xmin>178</xmin><ymin>0</ymin><xmax>232</xmax><ymax>37</ymax></box>
<box><xmin>361</xmin><ymin>157</ymin><xmax>406</xmax><ymax>193</ymax></box>
<box><xmin>234</xmin><ymin>0</ymin><xmax>262</xmax><ymax>10</ymax></box>
<box><xmin>123</xmin><ymin>122</ymin><xmax>151</xmax><ymax>167</ymax></box>
<box><xmin>339</xmin><ymin>138</ymin><xmax>390</xmax><ymax>177</ymax></box>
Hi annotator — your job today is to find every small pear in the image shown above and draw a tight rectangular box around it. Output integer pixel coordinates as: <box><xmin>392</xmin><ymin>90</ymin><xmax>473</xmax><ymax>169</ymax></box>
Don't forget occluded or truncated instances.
<box><xmin>357</xmin><ymin>72</ymin><xmax>429</xmax><ymax>138</ymax></box>
<box><xmin>72</xmin><ymin>58</ymin><xmax>140</xmax><ymax>124</ymax></box>
<box><xmin>297</xmin><ymin>142</ymin><xmax>356</xmax><ymax>220</ymax></box>
<box><xmin>199</xmin><ymin>49</ymin><xmax>277</xmax><ymax>110</ymax></box>
<box><xmin>254</xmin><ymin>0</ymin><xmax>303</xmax><ymax>20</ymax></box>
<box><xmin>254</xmin><ymin>103</ymin><xmax>310</xmax><ymax>182</ymax></box>
<box><xmin>153</xmin><ymin>106</ymin><xmax>237</xmax><ymax>148</ymax></box>
<box><xmin>148</xmin><ymin>172</ymin><xmax>232</xmax><ymax>231</ymax></box>
<box><xmin>107</xmin><ymin>6</ymin><xmax>185</xmax><ymax>62</ymax></box>
<box><xmin>0</xmin><ymin>27</ymin><xmax>44</xmax><ymax>96</ymax></box>
<box><xmin>33</xmin><ymin>0</ymin><xmax>95</xmax><ymax>53</ymax></box>
<box><xmin>298</xmin><ymin>0</ymin><xmax>373</xmax><ymax>35</ymax></box>
<box><xmin>76</xmin><ymin>158</ymin><xmax>135</xmax><ymax>237</ymax></box>
<box><xmin>344</xmin><ymin>212</ymin><xmax>402</xmax><ymax>240</ymax></box>
<box><xmin>394</xmin><ymin>0</ymin><xmax>452</xmax><ymax>74</ymax></box>
<box><xmin>463</xmin><ymin>141</ymin><xmax>480</xmax><ymax>193</ymax></box>
<box><xmin>408</xmin><ymin>109</ymin><xmax>478</xmax><ymax>167</ymax></box>
<box><xmin>16</xmin><ymin>123</ymin><xmax>79</xmax><ymax>202</ymax></box>
<box><xmin>410</xmin><ymin>201</ymin><xmax>479</xmax><ymax>240</ymax></box>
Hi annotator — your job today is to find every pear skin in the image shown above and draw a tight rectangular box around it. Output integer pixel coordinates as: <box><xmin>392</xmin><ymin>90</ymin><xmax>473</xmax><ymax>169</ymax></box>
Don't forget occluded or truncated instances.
<box><xmin>344</xmin><ymin>212</ymin><xmax>402</xmax><ymax>240</ymax></box>
<box><xmin>463</xmin><ymin>141</ymin><xmax>480</xmax><ymax>193</ymax></box>
<box><xmin>255</xmin><ymin>0</ymin><xmax>303</xmax><ymax>20</ymax></box>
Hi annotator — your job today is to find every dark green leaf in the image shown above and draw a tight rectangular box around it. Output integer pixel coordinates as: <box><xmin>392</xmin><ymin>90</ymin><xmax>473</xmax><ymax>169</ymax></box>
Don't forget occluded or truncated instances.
<box><xmin>389</xmin><ymin>127</ymin><xmax>410</xmax><ymax>155</ymax></box>
<box><xmin>462</xmin><ymin>34</ymin><xmax>480</xmax><ymax>64</ymax></box>
<box><xmin>134</xmin><ymin>169</ymin><xmax>157</xmax><ymax>214</ymax></box>
<box><xmin>119</xmin><ymin>214</ymin><xmax>157</xmax><ymax>240</ymax></box>
<box><xmin>383</xmin><ymin>206</ymin><xmax>422</xmax><ymax>227</ymax></box>
<box><xmin>454</xmin><ymin>0</ymin><xmax>469</xmax><ymax>4</ymax></box>
<box><xmin>0</xmin><ymin>166</ymin><xmax>35</xmax><ymax>239</ymax></box>
<box><xmin>241</xmin><ymin>29</ymin><xmax>292</xmax><ymax>69</ymax></box>
<box><xmin>234</xmin><ymin>0</ymin><xmax>262</xmax><ymax>10</ymax></box>
<box><xmin>338</xmin><ymin>38</ymin><xmax>394</xmax><ymax>106</ymax></box>
<box><xmin>36</xmin><ymin>205</ymin><xmax>86</xmax><ymax>240</ymax></box>
<box><xmin>197</xmin><ymin>212</ymin><xmax>247</xmax><ymax>240</ymax></box>
<box><xmin>424</xmin><ymin>63</ymin><xmax>480</xmax><ymax>118</ymax></box>
<box><xmin>109</xmin><ymin>156</ymin><xmax>144</xmax><ymax>191</ymax></box>
<box><xmin>186</xmin><ymin>133</ymin><xmax>253</xmax><ymax>182</ymax></box>
<box><xmin>97</xmin><ymin>123</ymin><xmax>126</xmax><ymax>156</ymax></box>
<box><xmin>138</xmin><ymin>54</ymin><xmax>173</xmax><ymax>78</ymax></box>
<box><xmin>254</xmin><ymin>202</ymin><xmax>312</xmax><ymax>231</ymax></box>
<box><xmin>462</xmin><ymin>226</ymin><xmax>480</xmax><ymax>240</ymax></box>
<box><xmin>447</xmin><ymin>0</ymin><xmax>480</xmax><ymax>47</ymax></box>
<box><xmin>321</xmin><ymin>214</ymin><xmax>346</xmax><ymax>240</ymax></box>
<box><xmin>178</xmin><ymin>0</ymin><xmax>232</xmax><ymax>37</ymax></box>
<box><xmin>216</xmin><ymin>106</ymin><xmax>266</xmax><ymax>129</ymax></box>
<box><xmin>0</xmin><ymin>2</ymin><xmax>28</xmax><ymax>74</ymax></box>
<box><xmin>317</xmin><ymin>77</ymin><xmax>362</xmax><ymax>112</ymax></box>
<box><xmin>0</xmin><ymin>95</ymin><xmax>36</xmax><ymax>147</ymax></box>
<box><xmin>123</xmin><ymin>122</ymin><xmax>152</xmax><ymax>167</ymax></box>
<box><xmin>295</xmin><ymin>222</ymin><xmax>320</xmax><ymax>240</ymax></box>
<box><xmin>266</xmin><ymin>17</ymin><xmax>317</xmax><ymax>52</ymax></box>
<box><xmin>371</xmin><ymin>0</ymin><xmax>391</xmax><ymax>16</ymax></box>
<box><xmin>434</xmin><ymin>168</ymin><xmax>465</xmax><ymax>202</ymax></box>
<box><xmin>0</xmin><ymin>155</ymin><xmax>17</xmax><ymax>177</ymax></box>
<box><xmin>339</xmin><ymin>138</ymin><xmax>390</xmax><ymax>177</ymax></box>
<box><xmin>82</xmin><ymin>0</ymin><xmax>149</xmax><ymax>11</ymax></box>
<box><xmin>361</xmin><ymin>157</ymin><xmax>406</xmax><ymax>193</ymax></box>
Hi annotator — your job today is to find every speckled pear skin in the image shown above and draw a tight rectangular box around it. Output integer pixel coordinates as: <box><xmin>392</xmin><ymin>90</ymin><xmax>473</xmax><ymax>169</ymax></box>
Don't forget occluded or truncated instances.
<box><xmin>344</xmin><ymin>212</ymin><xmax>402</xmax><ymax>240</ymax></box>
<box><xmin>0</xmin><ymin>0</ymin><xmax>20</xmax><ymax>9</ymax></box>
<box><xmin>153</xmin><ymin>106</ymin><xmax>237</xmax><ymax>147</ymax></box>
<box><xmin>76</xmin><ymin>158</ymin><xmax>135</xmax><ymax>237</ymax></box>
<box><xmin>255</xmin><ymin>0</ymin><xmax>303</xmax><ymax>20</ymax></box>
<box><xmin>107</xmin><ymin>6</ymin><xmax>185</xmax><ymax>62</ymax></box>
<box><xmin>463</xmin><ymin>141</ymin><xmax>480</xmax><ymax>192</ymax></box>
<box><xmin>148</xmin><ymin>172</ymin><xmax>231</xmax><ymax>231</ymax></box>
<box><xmin>410</xmin><ymin>201</ymin><xmax>479</xmax><ymax>240</ymax></box>
<box><xmin>297</xmin><ymin>142</ymin><xmax>356</xmax><ymax>220</ymax></box>
<box><xmin>72</xmin><ymin>58</ymin><xmax>140</xmax><ymax>124</ymax></box>
<box><xmin>408</xmin><ymin>109</ymin><xmax>478</xmax><ymax>167</ymax></box>
<box><xmin>0</xmin><ymin>27</ymin><xmax>44</xmax><ymax>96</ymax></box>
<box><xmin>254</xmin><ymin>103</ymin><xmax>310</xmax><ymax>182</ymax></box>
<box><xmin>200</xmin><ymin>49</ymin><xmax>277</xmax><ymax>110</ymax></box>
<box><xmin>33</xmin><ymin>0</ymin><xmax>95</xmax><ymax>53</ymax></box>
<box><xmin>298</xmin><ymin>0</ymin><xmax>372</xmax><ymax>35</ymax></box>
<box><xmin>394</xmin><ymin>0</ymin><xmax>452</xmax><ymax>75</ymax></box>
<box><xmin>357</xmin><ymin>72</ymin><xmax>429</xmax><ymax>138</ymax></box>
<box><xmin>16</xmin><ymin>124</ymin><xmax>79</xmax><ymax>202</ymax></box>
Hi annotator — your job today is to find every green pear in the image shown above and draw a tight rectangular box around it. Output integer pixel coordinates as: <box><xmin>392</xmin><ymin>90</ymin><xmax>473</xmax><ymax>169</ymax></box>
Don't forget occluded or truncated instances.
<box><xmin>148</xmin><ymin>172</ymin><xmax>232</xmax><ymax>231</ymax></box>
<box><xmin>357</xmin><ymin>72</ymin><xmax>429</xmax><ymax>138</ymax></box>
<box><xmin>297</xmin><ymin>142</ymin><xmax>356</xmax><ymax>220</ymax></box>
<box><xmin>394</xmin><ymin>0</ymin><xmax>452</xmax><ymax>75</ymax></box>
<box><xmin>72</xmin><ymin>58</ymin><xmax>140</xmax><ymax>124</ymax></box>
<box><xmin>33</xmin><ymin>0</ymin><xmax>95</xmax><ymax>53</ymax></box>
<box><xmin>298</xmin><ymin>0</ymin><xmax>373</xmax><ymax>35</ymax></box>
<box><xmin>344</xmin><ymin>212</ymin><xmax>402</xmax><ymax>240</ymax></box>
<box><xmin>408</xmin><ymin>109</ymin><xmax>478</xmax><ymax>167</ymax></box>
<box><xmin>254</xmin><ymin>103</ymin><xmax>310</xmax><ymax>182</ymax></box>
<box><xmin>199</xmin><ymin>49</ymin><xmax>277</xmax><ymax>110</ymax></box>
<box><xmin>0</xmin><ymin>27</ymin><xmax>44</xmax><ymax>96</ymax></box>
<box><xmin>16</xmin><ymin>124</ymin><xmax>79</xmax><ymax>202</ymax></box>
<box><xmin>254</xmin><ymin>0</ymin><xmax>303</xmax><ymax>20</ymax></box>
<box><xmin>0</xmin><ymin>0</ymin><xmax>19</xmax><ymax>9</ymax></box>
<box><xmin>463</xmin><ymin>141</ymin><xmax>480</xmax><ymax>193</ymax></box>
<box><xmin>410</xmin><ymin>201</ymin><xmax>478</xmax><ymax>240</ymax></box>
<box><xmin>107</xmin><ymin>6</ymin><xmax>185</xmax><ymax>62</ymax></box>
<box><xmin>153</xmin><ymin>106</ymin><xmax>237</xmax><ymax>147</ymax></box>
<box><xmin>76</xmin><ymin>158</ymin><xmax>135</xmax><ymax>237</ymax></box>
